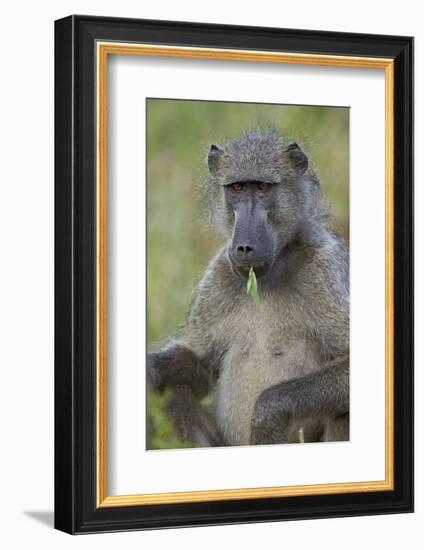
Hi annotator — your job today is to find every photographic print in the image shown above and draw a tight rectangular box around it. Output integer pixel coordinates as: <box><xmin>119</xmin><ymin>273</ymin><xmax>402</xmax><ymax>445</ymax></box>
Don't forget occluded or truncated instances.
<box><xmin>146</xmin><ymin>99</ymin><xmax>349</xmax><ymax>450</ymax></box>
<box><xmin>55</xmin><ymin>16</ymin><xmax>413</xmax><ymax>533</ymax></box>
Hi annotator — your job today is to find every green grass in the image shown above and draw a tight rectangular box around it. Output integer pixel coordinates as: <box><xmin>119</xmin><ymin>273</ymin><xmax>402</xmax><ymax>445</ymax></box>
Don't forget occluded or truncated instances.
<box><xmin>247</xmin><ymin>267</ymin><xmax>261</xmax><ymax>310</ymax></box>
<box><xmin>146</xmin><ymin>389</ymin><xmax>192</xmax><ymax>450</ymax></box>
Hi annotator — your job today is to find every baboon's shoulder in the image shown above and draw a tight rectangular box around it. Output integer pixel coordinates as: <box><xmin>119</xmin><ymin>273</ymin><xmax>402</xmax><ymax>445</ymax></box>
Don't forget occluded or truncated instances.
<box><xmin>298</xmin><ymin>230</ymin><xmax>349</xmax><ymax>293</ymax></box>
<box><xmin>186</xmin><ymin>246</ymin><xmax>238</xmax><ymax>323</ymax></box>
<box><xmin>298</xmin><ymin>232</ymin><xmax>349</xmax><ymax>355</ymax></box>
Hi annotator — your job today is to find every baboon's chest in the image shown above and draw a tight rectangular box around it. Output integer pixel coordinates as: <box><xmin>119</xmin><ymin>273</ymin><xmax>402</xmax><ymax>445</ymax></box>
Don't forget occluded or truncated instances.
<box><xmin>215</xmin><ymin>304</ymin><xmax>321</xmax><ymax>446</ymax></box>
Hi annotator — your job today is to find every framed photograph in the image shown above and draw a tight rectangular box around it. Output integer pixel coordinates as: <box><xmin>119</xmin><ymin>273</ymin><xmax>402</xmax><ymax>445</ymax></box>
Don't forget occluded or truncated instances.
<box><xmin>54</xmin><ymin>15</ymin><xmax>413</xmax><ymax>534</ymax></box>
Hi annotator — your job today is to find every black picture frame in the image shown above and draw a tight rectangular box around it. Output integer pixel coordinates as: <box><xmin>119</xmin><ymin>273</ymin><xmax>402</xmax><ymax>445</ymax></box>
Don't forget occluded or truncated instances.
<box><xmin>55</xmin><ymin>14</ymin><xmax>414</xmax><ymax>534</ymax></box>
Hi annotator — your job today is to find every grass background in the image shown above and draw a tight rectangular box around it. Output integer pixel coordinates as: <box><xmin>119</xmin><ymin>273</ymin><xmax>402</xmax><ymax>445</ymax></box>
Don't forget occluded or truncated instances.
<box><xmin>146</xmin><ymin>98</ymin><xmax>349</xmax><ymax>449</ymax></box>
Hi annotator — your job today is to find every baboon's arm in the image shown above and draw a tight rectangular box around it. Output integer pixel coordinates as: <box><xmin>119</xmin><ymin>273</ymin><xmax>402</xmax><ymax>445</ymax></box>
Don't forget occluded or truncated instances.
<box><xmin>166</xmin><ymin>385</ymin><xmax>223</xmax><ymax>447</ymax></box>
<box><xmin>147</xmin><ymin>346</ymin><xmax>223</xmax><ymax>446</ymax></box>
<box><xmin>250</xmin><ymin>359</ymin><xmax>349</xmax><ymax>445</ymax></box>
<box><xmin>147</xmin><ymin>343</ymin><xmax>211</xmax><ymax>398</ymax></box>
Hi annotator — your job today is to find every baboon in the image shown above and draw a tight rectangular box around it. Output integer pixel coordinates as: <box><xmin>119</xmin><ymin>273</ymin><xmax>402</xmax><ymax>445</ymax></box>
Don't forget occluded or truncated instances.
<box><xmin>147</xmin><ymin>129</ymin><xmax>349</xmax><ymax>447</ymax></box>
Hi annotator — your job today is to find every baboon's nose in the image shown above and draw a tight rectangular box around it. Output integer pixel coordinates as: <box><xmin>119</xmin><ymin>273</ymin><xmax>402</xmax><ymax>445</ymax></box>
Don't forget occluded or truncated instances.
<box><xmin>236</xmin><ymin>244</ymin><xmax>254</xmax><ymax>257</ymax></box>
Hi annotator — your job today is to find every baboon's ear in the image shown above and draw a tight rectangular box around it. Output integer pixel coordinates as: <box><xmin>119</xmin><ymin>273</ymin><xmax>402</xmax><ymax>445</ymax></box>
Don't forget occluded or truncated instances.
<box><xmin>207</xmin><ymin>144</ymin><xmax>224</xmax><ymax>174</ymax></box>
<box><xmin>284</xmin><ymin>142</ymin><xmax>308</xmax><ymax>174</ymax></box>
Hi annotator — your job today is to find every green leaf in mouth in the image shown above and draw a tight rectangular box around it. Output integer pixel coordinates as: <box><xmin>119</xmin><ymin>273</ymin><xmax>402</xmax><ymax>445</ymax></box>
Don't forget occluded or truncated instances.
<box><xmin>247</xmin><ymin>267</ymin><xmax>261</xmax><ymax>310</ymax></box>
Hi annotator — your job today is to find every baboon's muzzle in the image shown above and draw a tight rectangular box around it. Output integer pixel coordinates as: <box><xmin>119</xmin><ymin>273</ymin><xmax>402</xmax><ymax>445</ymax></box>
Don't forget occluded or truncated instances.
<box><xmin>228</xmin><ymin>205</ymin><xmax>275</xmax><ymax>279</ymax></box>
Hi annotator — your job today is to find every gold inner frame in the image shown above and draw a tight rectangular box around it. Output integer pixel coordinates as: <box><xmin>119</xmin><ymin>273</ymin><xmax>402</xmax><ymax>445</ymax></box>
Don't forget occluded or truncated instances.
<box><xmin>96</xmin><ymin>42</ymin><xmax>395</xmax><ymax>508</ymax></box>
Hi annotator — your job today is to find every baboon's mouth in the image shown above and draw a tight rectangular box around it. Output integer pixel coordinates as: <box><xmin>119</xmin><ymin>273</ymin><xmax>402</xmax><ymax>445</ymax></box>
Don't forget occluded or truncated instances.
<box><xmin>231</xmin><ymin>262</ymin><xmax>269</xmax><ymax>280</ymax></box>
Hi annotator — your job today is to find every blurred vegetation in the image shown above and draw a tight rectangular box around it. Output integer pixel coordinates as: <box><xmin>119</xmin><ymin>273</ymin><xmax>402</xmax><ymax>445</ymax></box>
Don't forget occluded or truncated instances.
<box><xmin>146</xmin><ymin>389</ymin><xmax>192</xmax><ymax>450</ymax></box>
<box><xmin>146</xmin><ymin>99</ymin><xmax>349</xmax><ymax>449</ymax></box>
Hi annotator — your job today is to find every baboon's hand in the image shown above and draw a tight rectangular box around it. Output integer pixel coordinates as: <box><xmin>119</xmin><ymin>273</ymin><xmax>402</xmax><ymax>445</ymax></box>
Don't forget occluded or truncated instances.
<box><xmin>146</xmin><ymin>345</ymin><xmax>210</xmax><ymax>398</ymax></box>
<box><xmin>251</xmin><ymin>387</ymin><xmax>324</xmax><ymax>445</ymax></box>
<box><xmin>251</xmin><ymin>361</ymin><xmax>349</xmax><ymax>445</ymax></box>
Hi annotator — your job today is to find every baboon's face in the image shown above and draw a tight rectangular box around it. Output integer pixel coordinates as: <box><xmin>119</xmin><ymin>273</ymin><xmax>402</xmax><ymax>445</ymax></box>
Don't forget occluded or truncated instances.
<box><xmin>224</xmin><ymin>181</ymin><xmax>277</xmax><ymax>279</ymax></box>
<box><xmin>206</xmin><ymin>133</ymin><xmax>310</xmax><ymax>280</ymax></box>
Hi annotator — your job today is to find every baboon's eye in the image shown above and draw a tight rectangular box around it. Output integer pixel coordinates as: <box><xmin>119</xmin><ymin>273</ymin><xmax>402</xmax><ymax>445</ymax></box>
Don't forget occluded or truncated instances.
<box><xmin>258</xmin><ymin>182</ymin><xmax>270</xmax><ymax>192</ymax></box>
<box><xmin>231</xmin><ymin>183</ymin><xmax>243</xmax><ymax>192</ymax></box>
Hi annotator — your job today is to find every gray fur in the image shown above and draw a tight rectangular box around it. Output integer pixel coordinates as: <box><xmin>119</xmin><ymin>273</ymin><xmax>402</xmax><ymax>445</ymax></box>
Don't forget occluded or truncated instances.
<box><xmin>148</xmin><ymin>129</ymin><xmax>349</xmax><ymax>447</ymax></box>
